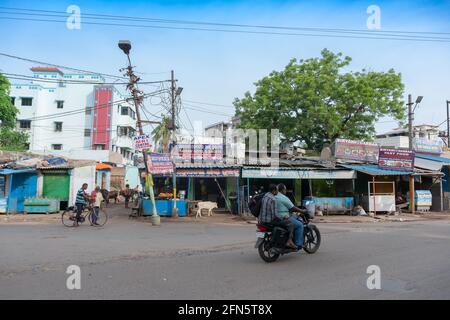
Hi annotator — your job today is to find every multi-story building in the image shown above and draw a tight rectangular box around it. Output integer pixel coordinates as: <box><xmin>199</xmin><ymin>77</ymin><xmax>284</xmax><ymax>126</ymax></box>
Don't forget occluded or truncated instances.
<box><xmin>9</xmin><ymin>67</ymin><xmax>137</xmax><ymax>165</ymax></box>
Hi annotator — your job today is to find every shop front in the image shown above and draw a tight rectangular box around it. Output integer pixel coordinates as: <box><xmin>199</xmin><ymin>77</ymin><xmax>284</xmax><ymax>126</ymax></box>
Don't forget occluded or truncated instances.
<box><xmin>150</xmin><ymin>165</ymin><xmax>241</xmax><ymax>215</ymax></box>
<box><xmin>241</xmin><ymin>166</ymin><xmax>356</xmax><ymax>214</ymax></box>
<box><xmin>0</xmin><ymin>168</ymin><xmax>37</xmax><ymax>214</ymax></box>
<box><xmin>40</xmin><ymin>168</ymin><xmax>71</xmax><ymax>210</ymax></box>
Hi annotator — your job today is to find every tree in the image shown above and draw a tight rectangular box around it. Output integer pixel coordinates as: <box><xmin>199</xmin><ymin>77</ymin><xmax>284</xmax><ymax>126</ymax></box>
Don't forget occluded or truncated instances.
<box><xmin>0</xmin><ymin>73</ymin><xmax>29</xmax><ymax>151</ymax></box>
<box><xmin>234</xmin><ymin>49</ymin><xmax>405</xmax><ymax>151</ymax></box>
<box><xmin>151</xmin><ymin>115</ymin><xmax>171</xmax><ymax>153</ymax></box>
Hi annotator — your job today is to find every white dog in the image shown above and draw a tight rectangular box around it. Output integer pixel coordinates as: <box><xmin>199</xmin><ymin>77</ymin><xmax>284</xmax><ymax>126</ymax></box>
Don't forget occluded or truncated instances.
<box><xmin>195</xmin><ymin>201</ymin><xmax>218</xmax><ymax>218</ymax></box>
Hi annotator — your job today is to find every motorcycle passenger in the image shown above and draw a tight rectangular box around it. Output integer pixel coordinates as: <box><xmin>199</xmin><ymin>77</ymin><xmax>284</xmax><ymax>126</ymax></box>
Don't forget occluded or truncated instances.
<box><xmin>259</xmin><ymin>184</ymin><xmax>297</xmax><ymax>250</ymax></box>
<box><xmin>276</xmin><ymin>183</ymin><xmax>306</xmax><ymax>250</ymax></box>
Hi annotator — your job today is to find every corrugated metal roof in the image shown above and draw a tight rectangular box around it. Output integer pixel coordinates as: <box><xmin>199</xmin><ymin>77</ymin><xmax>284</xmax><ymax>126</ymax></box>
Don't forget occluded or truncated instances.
<box><xmin>0</xmin><ymin>168</ymin><xmax>36</xmax><ymax>175</ymax></box>
<box><xmin>339</xmin><ymin>164</ymin><xmax>413</xmax><ymax>176</ymax></box>
<box><xmin>415</xmin><ymin>154</ymin><xmax>450</xmax><ymax>163</ymax></box>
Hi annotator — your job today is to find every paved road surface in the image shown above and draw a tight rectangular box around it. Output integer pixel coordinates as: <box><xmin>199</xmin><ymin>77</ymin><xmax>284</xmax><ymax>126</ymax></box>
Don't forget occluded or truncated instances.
<box><xmin>1</xmin><ymin>209</ymin><xmax>450</xmax><ymax>299</ymax></box>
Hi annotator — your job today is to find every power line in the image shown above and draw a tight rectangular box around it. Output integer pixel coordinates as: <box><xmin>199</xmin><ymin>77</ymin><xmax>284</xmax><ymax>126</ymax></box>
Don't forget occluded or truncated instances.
<box><xmin>1</xmin><ymin>15</ymin><xmax>450</xmax><ymax>43</ymax></box>
<box><xmin>19</xmin><ymin>90</ymin><xmax>167</xmax><ymax>122</ymax></box>
<box><xmin>0</xmin><ymin>51</ymin><xmax>126</xmax><ymax>80</ymax></box>
<box><xmin>4</xmin><ymin>72</ymin><xmax>172</xmax><ymax>85</ymax></box>
<box><xmin>1</xmin><ymin>6</ymin><xmax>450</xmax><ymax>38</ymax></box>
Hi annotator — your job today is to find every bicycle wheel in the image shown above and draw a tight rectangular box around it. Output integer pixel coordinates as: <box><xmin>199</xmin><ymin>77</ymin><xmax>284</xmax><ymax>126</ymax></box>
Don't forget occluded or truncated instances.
<box><xmin>89</xmin><ymin>208</ymin><xmax>108</xmax><ymax>227</ymax></box>
<box><xmin>62</xmin><ymin>209</ymin><xmax>78</xmax><ymax>227</ymax></box>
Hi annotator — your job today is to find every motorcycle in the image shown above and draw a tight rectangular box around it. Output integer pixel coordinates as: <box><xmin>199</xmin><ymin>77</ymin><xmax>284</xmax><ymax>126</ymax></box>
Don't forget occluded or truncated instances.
<box><xmin>255</xmin><ymin>213</ymin><xmax>321</xmax><ymax>263</ymax></box>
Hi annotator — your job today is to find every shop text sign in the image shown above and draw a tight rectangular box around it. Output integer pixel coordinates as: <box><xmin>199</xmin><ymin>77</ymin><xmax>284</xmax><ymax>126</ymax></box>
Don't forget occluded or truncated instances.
<box><xmin>413</xmin><ymin>137</ymin><xmax>443</xmax><ymax>154</ymax></box>
<box><xmin>334</xmin><ymin>139</ymin><xmax>379</xmax><ymax>162</ymax></box>
<box><xmin>147</xmin><ymin>153</ymin><xmax>173</xmax><ymax>175</ymax></box>
<box><xmin>176</xmin><ymin>168</ymin><xmax>239</xmax><ymax>177</ymax></box>
<box><xmin>133</xmin><ymin>134</ymin><xmax>151</xmax><ymax>151</ymax></box>
<box><xmin>173</xmin><ymin>144</ymin><xmax>224</xmax><ymax>163</ymax></box>
<box><xmin>378</xmin><ymin>148</ymin><xmax>415</xmax><ymax>171</ymax></box>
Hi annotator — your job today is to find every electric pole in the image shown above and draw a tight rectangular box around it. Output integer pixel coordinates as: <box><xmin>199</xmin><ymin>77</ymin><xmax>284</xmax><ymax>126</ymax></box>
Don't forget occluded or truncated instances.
<box><xmin>447</xmin><ymin>100</ymin><xmax>450</xmax><ymax>148</ymax></box>
<box><xmin>171</xmin><ymin>70</ymin><xmax>178</xmax><ymax>217</ymax></box>
<box><xmin>408</xmin><ymin>94</ymin><xmax>413</xmax><ymax>150</ymax></box>
<box><xmin>118</xmin><ymin>40</ymin><xmax>159</xmax><ymax>225</ymax></box>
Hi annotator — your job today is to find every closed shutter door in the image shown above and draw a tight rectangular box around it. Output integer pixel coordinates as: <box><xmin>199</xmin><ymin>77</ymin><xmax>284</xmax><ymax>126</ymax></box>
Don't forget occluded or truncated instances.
<box><xmin>43</xmin><ymin>173</ymin><xmax>70</xmax><ymax>200</ymax></box>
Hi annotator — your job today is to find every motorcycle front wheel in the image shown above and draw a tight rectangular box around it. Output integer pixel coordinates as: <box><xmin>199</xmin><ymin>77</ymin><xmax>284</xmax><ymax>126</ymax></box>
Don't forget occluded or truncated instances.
<box><xmin>258</xmin><ymin>240</ymin><xmax>280</xmax><ymax>263</ymax></box>
<box><xmin>303</xmin><ymin>225</ymin><xmax>321</xmax><ymax>254</ymax></box>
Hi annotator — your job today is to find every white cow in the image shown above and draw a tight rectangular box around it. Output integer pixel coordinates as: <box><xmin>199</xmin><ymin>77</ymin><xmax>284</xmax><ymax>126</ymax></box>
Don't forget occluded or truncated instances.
<box><xmin>195</xmin><ymin>201</ymin><xmax>218</xmax><ymax>218</ymax></box>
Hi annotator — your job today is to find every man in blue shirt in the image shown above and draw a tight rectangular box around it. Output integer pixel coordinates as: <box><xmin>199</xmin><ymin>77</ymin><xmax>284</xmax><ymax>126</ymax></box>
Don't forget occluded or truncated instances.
<box><xmin>75</xmin><ymin>183</ymin><xmax>88</xmax><ymax>223</ymax></box>
<box><xmin>275</xmin><ymin>183</ymin><xmax>305</xmax><ymax>249</ymax></box>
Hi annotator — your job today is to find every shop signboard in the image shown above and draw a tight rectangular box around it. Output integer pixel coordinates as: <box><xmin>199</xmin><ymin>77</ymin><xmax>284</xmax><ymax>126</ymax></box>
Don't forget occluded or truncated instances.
<box><xmin>173</xmin><ymin>144</ymin><xmax>223</xmax><ymax>163</ymax></box>
<box><xmin>378</xmin><ymin>148</ymin><xmax>415</xmax><ymax>171</ymax></box>
<box><xmin>412</xmin><ymin>137</ymin><xmax>443</xmax><ymax>154</ymax></box>
<box><xmin>147</xmin><ymin>153</ymin><xmax>173</xmax><ymax>175</ymax></box>
<box><xmin>334</xmin><ymin>139</ymin><xmax>379</xmax><ymax>162</ymax></box>
<box><xmin>241</xmin><ymin>168</ymin><xmax>356</xmax><ymax>179</ymax></box>
<box><xmin>133</xmin><ymin>134</ymin><xmax>151</xmax><ymax>151</ymax></box>
<box><xmin>176</xmin><ymin>168</ymin><xmax>239</xmax><ymax>177</ymax></box>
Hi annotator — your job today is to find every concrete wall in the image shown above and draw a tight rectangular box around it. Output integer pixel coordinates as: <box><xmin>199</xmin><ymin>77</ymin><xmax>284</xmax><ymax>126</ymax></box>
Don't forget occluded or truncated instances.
<box><xmin>70</xmin><ymin>166</ymin><xmax>96</xmax><ymax>205</ymax></box>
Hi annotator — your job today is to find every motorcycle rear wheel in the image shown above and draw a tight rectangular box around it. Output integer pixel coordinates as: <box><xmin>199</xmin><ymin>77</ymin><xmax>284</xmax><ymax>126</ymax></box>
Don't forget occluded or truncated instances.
<box><xmin>303</xmin><ymin>225</ymin><xmax>321</xmax><ymax>254</ymax></box>
<box><xmin>258</xmin><ymin>240</ymin><xmax>280</xmax><ymax>263</ymax></box>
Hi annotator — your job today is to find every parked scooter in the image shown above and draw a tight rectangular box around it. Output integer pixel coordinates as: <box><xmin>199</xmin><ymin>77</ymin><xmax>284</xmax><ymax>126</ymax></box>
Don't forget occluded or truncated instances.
<box><xmin>255</xmin><ymin>213</ymin><xmax>321</xmax><ymax>263</ymax></box>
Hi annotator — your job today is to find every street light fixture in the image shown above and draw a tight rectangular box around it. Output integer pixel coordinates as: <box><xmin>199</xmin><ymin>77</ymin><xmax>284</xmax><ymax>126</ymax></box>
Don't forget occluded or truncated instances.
<box><xmin>118</xmin><ymin>40</ymin><xmax>131</xmax><ymax>55</ymax></box>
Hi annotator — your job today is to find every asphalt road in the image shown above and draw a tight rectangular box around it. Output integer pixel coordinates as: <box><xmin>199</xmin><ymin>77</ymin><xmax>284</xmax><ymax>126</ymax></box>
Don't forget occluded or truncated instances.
<box><xmin>1</xmin><ymin>209</ymin><xmax>450</xmax><ymax>299</ymax></box>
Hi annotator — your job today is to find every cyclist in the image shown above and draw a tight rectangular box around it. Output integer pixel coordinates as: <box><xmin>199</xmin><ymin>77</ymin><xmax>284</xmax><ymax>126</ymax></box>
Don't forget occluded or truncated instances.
<box><xmin>75</xmin><ymin>183</ymin><xmax>89</xmax><ymax>224</ymax></box>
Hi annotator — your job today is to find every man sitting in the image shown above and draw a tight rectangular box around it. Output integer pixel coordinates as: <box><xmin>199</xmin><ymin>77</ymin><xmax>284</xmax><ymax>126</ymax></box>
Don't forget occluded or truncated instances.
<box><xmin>258</xmin><ymin>184</ymin><xmax>297</xmax><ymax>250</ymax></box>
<box><xmin>276</xmin><ymin>183</ymin><xmax>306</xmax><ymax>250</ymax></box>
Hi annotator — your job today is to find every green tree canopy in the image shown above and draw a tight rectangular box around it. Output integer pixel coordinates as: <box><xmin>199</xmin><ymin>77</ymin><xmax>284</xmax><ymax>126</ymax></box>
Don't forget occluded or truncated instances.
<box><xmin>151</xmin><ymin>115</ymin><xmax>171</xmax><ymax>153</ymax></box>
<box><xmin>0</xmin><ymin>73</ymin><xmax>29</xmax><ymax>151</ymax></box>
<box><xmin>234</xmin><ymin>49</ymin><xmax>405</xmax><ymax>151</ymax></box>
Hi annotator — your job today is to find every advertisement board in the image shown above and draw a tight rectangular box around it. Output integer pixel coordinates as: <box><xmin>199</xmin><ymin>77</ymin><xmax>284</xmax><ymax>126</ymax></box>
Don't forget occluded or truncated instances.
<box><xmin>176</xmin><ymin>168</ymin><xmax>239</xmax><ymax>177</ymax></box>
<box><xmin>378</xmin><ymin>148</ymin><xmax>415</xmax><ymax>171</ymax></box>
<box><xmin>412</xmin><ymin>137</ymin><xmax>443</xmax><ymax>154</ymax></box>
<box><xmin>173</xmin><ymin>144</ymin><xmax>223</xmax><ymax>163</ymax></box>
<box><xmin>334</xmin><ymin>139</ymin><xmax>379</xmax><ymax>162</ymax></box>
<box><xmin>133</xmin><ymin>134</ymin><xmax>151</xmax><ymax>151</ymax></box>
<box><xmin>147</xmin><ymin>153</ymin><xmax>173</xmax><ymax>175</ymax></box>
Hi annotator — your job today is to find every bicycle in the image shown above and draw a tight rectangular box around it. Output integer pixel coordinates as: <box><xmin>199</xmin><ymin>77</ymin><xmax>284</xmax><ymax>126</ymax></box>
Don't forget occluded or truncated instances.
<box><xmin>62</xmin><ymin>203</ymin><xmax>108</xmax><ymax>227</ymax></box>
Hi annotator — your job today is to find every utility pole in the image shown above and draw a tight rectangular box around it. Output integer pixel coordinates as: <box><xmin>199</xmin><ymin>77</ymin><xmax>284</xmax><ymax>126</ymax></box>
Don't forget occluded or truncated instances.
<box><xmin>118</xmin><ymin>40</ymin><xmax>159</xmax><ymax>225</ymax></box>
<box><xmin>171</xmin><ymin>70</ymin><xmax>178</xmax><ymax>217</ymax></box>
<box><xmin>447</xmin><ymin>100</ymin><xmax>450</xmax><ymax>148</ymax></box>
<box><xmin>407</xmin><ymin>94</ymin><xmax>414</xmax><ymax>150</ymax></box>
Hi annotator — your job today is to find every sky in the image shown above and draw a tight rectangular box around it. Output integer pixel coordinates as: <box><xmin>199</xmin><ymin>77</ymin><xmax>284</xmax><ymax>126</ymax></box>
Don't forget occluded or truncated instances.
<box><xmin>1</xmin><ymin>0</ymin><xmax>449</xmax><ymax>136</ymax></box>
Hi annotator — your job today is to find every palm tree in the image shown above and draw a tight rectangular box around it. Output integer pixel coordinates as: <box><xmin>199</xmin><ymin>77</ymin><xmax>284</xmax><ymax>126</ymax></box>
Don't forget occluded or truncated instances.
<box><xmin>151</xmin><ymin>115</ymin><xmax>171</xmax><ymax>153</ymax></box>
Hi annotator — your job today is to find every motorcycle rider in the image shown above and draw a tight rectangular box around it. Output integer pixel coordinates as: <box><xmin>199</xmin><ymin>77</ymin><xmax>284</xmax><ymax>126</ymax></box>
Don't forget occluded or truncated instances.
<box><xmin>259</xmin><ymin>184</ymin><xmax>297</xmax><ymax>250</ymax></box>
<box><xmin>276</xmin><ymin>183</ymin><xmax>306</xmax><ymax>250</ymax></box>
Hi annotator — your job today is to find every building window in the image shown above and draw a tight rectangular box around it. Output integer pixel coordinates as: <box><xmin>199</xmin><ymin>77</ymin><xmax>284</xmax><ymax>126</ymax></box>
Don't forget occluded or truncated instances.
<box><xmin>84</xmin><ymin>129</ymin><xmax>91</xmax><ymax>137</ymax></box>
<box><xmin>94</xmin><ymin>144</ymin><xmax>105</xmax><ymax>150</ymax></box>
<box><xmin>19</xmin><ymin>120</ymin><xmax>31</xmax><ymax>129</ymax></box>
<box><xmin>54</xmin><ymin>122</ymin><xmax>63</xmax><ymax>132</ymax></box>
<box><xmin>21</xmin><ymin>97</ymin><xmax>33</xmax><ymax>106</ymax></box>
<box><xmin>56</xmin><ymin>100</ymin><xmax>64</xmax><ymax>109</ymax></box>
<box><xmin>121</xmin><ymin>106</ymin><xmax>129</xmax><ymax>116</ymax></box>
<box><xmin>10</xmin><ymin>97</ymin><xmax>15</xmax><ymax>105</ymax></box>
<box><xmin>85</xmin><ymin>107</ymin><xmax>92</xmax><ymax>115</ymax></box>
<box><xmin>24</xmin><ymin>143</ymin><xmax>30</xmax><ymax>150</ymax></box>
<box><xmin>52</xmin><ymin>144</ymin><xmax>62</xmax><ymax>150</ymax></box>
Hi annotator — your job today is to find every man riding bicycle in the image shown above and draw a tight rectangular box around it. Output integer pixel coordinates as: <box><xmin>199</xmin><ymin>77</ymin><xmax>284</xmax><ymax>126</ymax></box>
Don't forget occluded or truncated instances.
<box><xmin>75</xmin><ymin>183</ymin><xmax>89</xmax><ymax>224</ymax></box>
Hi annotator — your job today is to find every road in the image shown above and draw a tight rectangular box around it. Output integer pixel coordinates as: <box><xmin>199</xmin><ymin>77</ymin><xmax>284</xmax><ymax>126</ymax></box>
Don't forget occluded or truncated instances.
<box><xmin>1</xmin><ymin>207</ymin><xmax>450</xmax><ymax>299</ymax></box>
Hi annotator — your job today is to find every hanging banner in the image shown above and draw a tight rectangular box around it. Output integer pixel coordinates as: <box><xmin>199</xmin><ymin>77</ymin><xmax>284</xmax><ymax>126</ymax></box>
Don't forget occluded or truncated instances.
<box><xmin>378</xmin><ymin>148</ymin><xmax>415</xmax><ymax>171</ymax></box>
<box><xmin>334</xmin><ymin>139</ymin><xmax>379</xmax><ymax>162</ymax></box>
<box><xmin>412</xmin><ymin>137</ymin><xmax>443</xmax><ymax>154</ymax></box>
<box><xmin>147</xmin><ymin>153</ymin><xmax>173</xmax><ymax>175</ymax></box>
<box><xmin>133</xmin><ymin>134</ymin><xmax>152</xmax><ymax>151</ymax></box>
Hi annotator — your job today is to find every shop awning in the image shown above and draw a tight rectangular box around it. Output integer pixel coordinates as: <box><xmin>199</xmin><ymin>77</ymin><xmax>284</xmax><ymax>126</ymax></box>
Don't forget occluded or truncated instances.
<box><xmin>242</xmin><ymin>167</ymin><xmax>356</xmax><ymax>179</ymax></box>
<box><xmin>415</xmin><ymin>154</ymin><xmax>450</xmax><ymax>171</ymax></box>
<box><xmin>339</xmin><ymin>164</ymin><xmax>412</xmax><ymax>176</ymax></box>
<box><xmin>0</xmin><ymin>168</ymin><xmax>36</xmax><ymax>175</ymax></box>
<box><xmin>96</xmin><ymin>163</ymin><xmax>113</xmax><ymax>170</ymax></box>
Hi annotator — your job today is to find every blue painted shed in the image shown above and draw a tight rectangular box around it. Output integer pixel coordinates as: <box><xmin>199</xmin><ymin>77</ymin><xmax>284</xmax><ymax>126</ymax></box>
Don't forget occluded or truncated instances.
<box><xmin>0</xmin><ymin>168</ymin><xmax>38</xmax><ymax>213</ymax></box>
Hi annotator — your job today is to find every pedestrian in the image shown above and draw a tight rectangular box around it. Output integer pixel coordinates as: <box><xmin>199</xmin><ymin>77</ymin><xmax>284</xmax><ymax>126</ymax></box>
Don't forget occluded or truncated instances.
<box><xmin>123</xmin><ymin>184</ymin><xmax>131</xmax><ymax>208</ymax></box>
<box><xmin>75</xmin><ymin>183</ymin><xmax>89</xmax><ymax>224</ymax></box>
<box><xmin>91</xmin><ymin>186</ymin><xmax>104</xmax><ymax>226</ymax></box>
